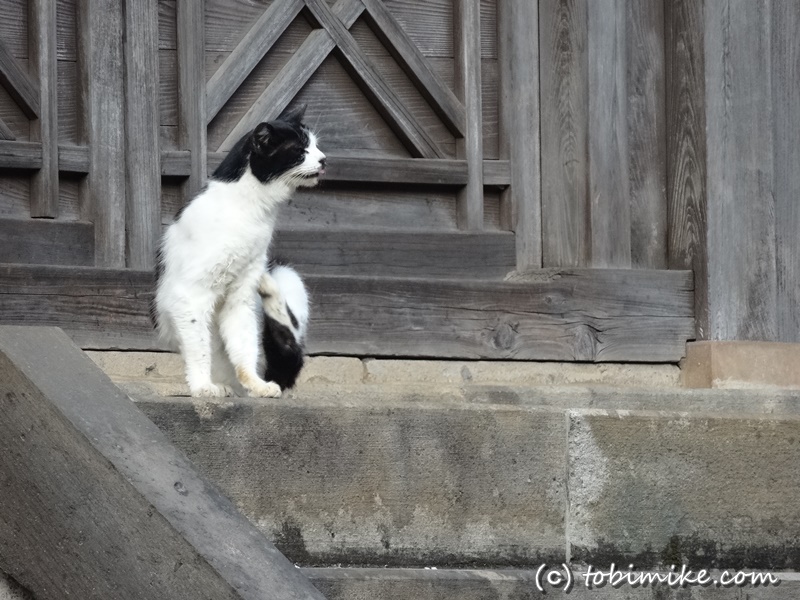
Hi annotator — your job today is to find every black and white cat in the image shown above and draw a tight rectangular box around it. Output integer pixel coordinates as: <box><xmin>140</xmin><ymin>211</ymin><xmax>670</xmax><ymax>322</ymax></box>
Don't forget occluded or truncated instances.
<box><xmin>153</xmin><ymin>105</ymin><xmax>323</xmax><ymax>398</ymax></box>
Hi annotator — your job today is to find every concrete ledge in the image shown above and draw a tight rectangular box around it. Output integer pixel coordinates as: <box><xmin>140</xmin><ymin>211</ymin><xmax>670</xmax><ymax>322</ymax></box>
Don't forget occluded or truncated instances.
<box><xmin>682</xmin><ymin>341</ymin><xmax>800</xmax><ymax>389</ymax></box>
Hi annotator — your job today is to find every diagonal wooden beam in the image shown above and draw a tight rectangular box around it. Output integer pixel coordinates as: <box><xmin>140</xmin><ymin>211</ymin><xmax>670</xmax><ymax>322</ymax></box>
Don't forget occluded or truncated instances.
<box><xmin>304</xmin><ymin>0</ymin><xmax>445</xmax><ymax>158</ymax></box>
<box><xmin>206</xmin><ymin>0</ymin><xmax>305</xmax><ymax>124</ymax></box>
<box><xmin>0</xmin><ymin>116</ymin><xmax>14</xmax><ymax>141</ymax></box>
<box><xmin>0</xmin><ymin>38</ymin><xmax>40</xmax><ymax>119</ymax></box>
<box><xmin>218</xmin><ymin>0</ymin><xmax>364</xmax><ymax>151</ymax></box>
<box><xmin>361</xmin><ymin>0</ymin><xmax>466</xmax><ymax>137</ymax></box>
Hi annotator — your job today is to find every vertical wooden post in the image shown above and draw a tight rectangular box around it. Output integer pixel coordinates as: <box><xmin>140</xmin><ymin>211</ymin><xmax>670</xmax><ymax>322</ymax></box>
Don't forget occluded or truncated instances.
<box><xmin>177</xmin><ymin>0</ymin><xmax>207</xmax><ymax>200</ymax></box>
<box><xmin>124</xmin><ymin>0</ymin><xmax>161</xmax><ymax>270</ymax></box>
<box><xmin>80</xmin><ymin>0</ymin><xmax>127</xmax><ymax>268</ymax></box>
<box><xmin>29</xmin><ymin>0</ymin><xmax>59</xmax><ymax>218</ymax></box>
<box><xmin>499</xmin><ymin>0</ymin><xmax>542</xmax><ymax>271</ymax></box>
<box><xmin>454</xmin><ymin>0</ymin><xmax>483</xmax><ymax>230</ymax></box>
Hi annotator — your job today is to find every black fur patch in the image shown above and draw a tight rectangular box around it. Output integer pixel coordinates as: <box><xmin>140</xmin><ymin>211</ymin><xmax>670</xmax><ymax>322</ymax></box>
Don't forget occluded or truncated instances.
<box><xmin>287</xmin><ymin>306</ymin><xmax>299</xmax><ymax>330</ymax></box>
<box><xmin>262</xmin><ymin>314</ymin><xmax>304</xmax><ymax>390</ymax></box>
<box><xmin>211</xmin><ymin>105</ymin><xmax>310</xmax><ymax>185</ymax></box>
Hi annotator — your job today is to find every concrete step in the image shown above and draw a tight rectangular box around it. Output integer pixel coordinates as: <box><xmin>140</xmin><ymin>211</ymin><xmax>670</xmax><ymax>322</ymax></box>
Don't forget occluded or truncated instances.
<box><xmin>302</xmin><ymin>567</ymin><xmax>800</xmax><ymax>600</ymax></box>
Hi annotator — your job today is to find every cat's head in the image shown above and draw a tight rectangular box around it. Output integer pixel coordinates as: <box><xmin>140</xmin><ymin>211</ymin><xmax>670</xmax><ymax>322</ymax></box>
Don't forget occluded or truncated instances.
<box><xmin>248</xmin><ymin>105</ymin><xmax>326</xmax><ymax>188</ymax></box>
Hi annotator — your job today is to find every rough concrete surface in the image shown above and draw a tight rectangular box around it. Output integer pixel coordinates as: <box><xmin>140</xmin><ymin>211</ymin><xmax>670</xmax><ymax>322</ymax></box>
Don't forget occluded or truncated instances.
<box><xmin>568</xmin><ymin>410</ymin><xmax>800</xmax><ymax>569</ymax></box>
<box><xmin>137</xmin><ymin>397</ymin><xmax>568</xmax><ymax>567</ymax></box>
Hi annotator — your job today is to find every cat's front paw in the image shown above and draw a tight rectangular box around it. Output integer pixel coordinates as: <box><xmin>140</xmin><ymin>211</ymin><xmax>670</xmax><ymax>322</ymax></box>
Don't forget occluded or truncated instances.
<box><xmin>190</xmin><ymin>382</ymin><xmax>234</xmax><ymax>398</ymax></box>
<box><xmin>246</xmin><ymin>379</ymin><xmax>282</xmax><ymax>398</ymax></box>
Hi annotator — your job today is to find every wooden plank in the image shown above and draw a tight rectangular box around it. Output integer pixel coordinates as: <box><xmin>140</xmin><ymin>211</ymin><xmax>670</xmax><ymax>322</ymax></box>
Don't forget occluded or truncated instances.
<box><xmin>205</xmin><ymin>0</ymin><xmax>304</xmax><ymax>123</ymax></box>
<box><xmin>0</xmin><ymin>264</ymin><xmax>694</xmax><ymax>362</ymax></box>
<box><xmin>0</xmin><ymin>140</ymin><xmax>41</xmax><ymax>169</ymax></box>
<box><xmin>57</xmin><ymin>144</ymin><xmax>89</xmax><ymax>173</ymax></box>
<box><xmin>0</xmin><ymin>37</ymin><xmax>39</xmax><ymax>119</ymax></box>
<box><xmin>539</xmin><ymin>0</ymin><xmax>589</xmax><ymax>268</ymax></box>
<box><xmin>124</xmin><ymin>0</ymin><xmax>161</xmax><ymax>269</ymax></box>
<box><xmin>271</xmin><ymin>229</ymin><xmax>516</xmax><ymax>278</ymax></box>
<box><xmin>304</xmin><ymin>0</ymin><xmax>445</xmax><ymax>159</ymax></box>
<box><xmin>29</xmin><ymin>0</ymin><xmax>59</xmax><ymax>218</ymax></box>
<box><xmin>454</xmin><ymin>0</ymin><xmax>484</xmax><ymax>230</ymax></box>
<box><xmin>626</xmin><ymin>0</ymin><xmax>666</xmax><ymax>269</ymax></box>
<box><xmin>0</xmin><ymin>217</ymin><xmax>92</xmax><ymax>266</ymax></box>
<box><xmin>0</xmin><ymin>115</ymin><xmax>15</xmax><ymax>140</ymax></box>
<box><xmin>498</xmin><ymin>0</ymin><xmax>541</xmax><ymax>270</ymax></box>
<box><xmin>161</xmin><ymin>149</ymin><xmax>190</xmax><ymax>176</ymax></box>
<box><xmin>0</xmin><ymin>326</ymin><xmax>327</xmax><ymax>600</ymax></box>
<box><xmin>665</xmin><ymin>0</ymin><xmax>708</xmax><ymax>338</ymax></box>
<box><xmin>705</xmin><ymin>0</ymin><xmax>776</xmax><ymax>341</ymax></box>
<box><xmin>482</xmin><ymin>159</ymin><xmax>509</xmax><ymax>187</ymax></box>
<box><xmin>587</xmin><ymin>0</ymin><xmax>630</xmax><ymax>268</ymax></box>
<box><xmin>80</xmin><ymin>0</ymin><xmax>126</xmax><ymax>268</ymax></box>
<box><xmin>773</xmin><ymin>1</ymin><xmax>800</xmax><ymax>343</ymax></box>
<box><xmin>362</xmin><ymin>0</ymin><xmax>466</xmax><ymax>136</ymax></box>
<box><xmin>177</xmin><ymin>0</ymin><xmax>207</xmax><ymax>199</ymax></box>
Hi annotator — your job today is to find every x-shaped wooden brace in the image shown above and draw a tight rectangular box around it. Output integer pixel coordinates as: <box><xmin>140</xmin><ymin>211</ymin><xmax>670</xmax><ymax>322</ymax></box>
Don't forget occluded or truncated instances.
<box><xmin>207</xmin><ymin>0</ymin><xmax>466</xmax><ymax>158</ymax></box>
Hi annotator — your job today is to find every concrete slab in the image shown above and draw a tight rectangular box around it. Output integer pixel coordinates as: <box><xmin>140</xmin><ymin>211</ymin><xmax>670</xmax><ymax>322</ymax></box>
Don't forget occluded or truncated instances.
<box><xmin>682</xmin><ymin>341</ymin><xmax>800</xmax><ymax>389</ymax></box>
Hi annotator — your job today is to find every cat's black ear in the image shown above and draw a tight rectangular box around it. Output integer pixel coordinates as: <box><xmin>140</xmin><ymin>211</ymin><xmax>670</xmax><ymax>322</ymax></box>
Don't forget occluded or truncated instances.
<box><xmin>253</xmin><ymin>122</ymin><xmax>271</xmax><ymax>145</ymax></box>
<box><xmin>281</xmin><ymin>103</ymin><xmax>306</xmax><ymax>124</ymax></box>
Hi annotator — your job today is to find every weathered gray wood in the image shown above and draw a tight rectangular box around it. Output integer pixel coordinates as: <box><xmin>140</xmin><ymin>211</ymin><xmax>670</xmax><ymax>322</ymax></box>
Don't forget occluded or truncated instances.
<box><xmin>215</xmin><ymin>0</ymin><xmax>363</xmax><ymax>151</ymax></box>
<box><xmin>0</xmin><ymin>218</ymin><xmax>93</xmax><ymax>266</ymax></box>
<box><xmin>362</xmin><ymin>0</ymin><xmax>466</xmax><ymax>136</ymax></box>
<box><xmin>57</xmin><ymin>144</ymin><xmax>89</xmax><ymax>173</ymax></box>
<box><xmin>205</xmin><ymin>0</ymin><xmax>304</xmax><ymax>123</ymax></box>
<box><xmin>0</xmin><ymin>37</ymin><xmax>39</xmax><ymax>119</ymax></box>
<box><xmin>304</xmin><ymin>0</ymin><xmax>445</xmax><ymax>159</ymax></box>
<box><xmin>177</xmin><ymin>0</ymin><xmax>206</xmax><ymax>199</ymax></box>
<box><xmin>454</xmin><ymin>0</ymin><xmax>484</xmax><ymax>230</ymax></box>
<box><xmin>482</xmin><ymin>159</ymin><xmax>509</xmax><ymax>187</ymax></box>
<box><xmin>124</xmin><ymin>0</ymin><xmax>160</xmax><ymax>269</ymax></box>
<box><xmin>539</xmin><ymin>0</ymin><xmax>589</xmax><ymax>268</ymax></box>
<box><xmin>0</xmin><ymin>116</ymin><xmax>15</xmax><ymax>140</ymax></box>
<box><xmin>160</xmin><ymin>149</ymin><xmax>190</xmax><ymax>176</ymax></box>
<box><xmin>271</xmin><ymin>229</ymin><xmax>515</xmax><ymax>278</ymax></box>
<box><xmin>0</xmin><ymin>141</ymin><xmax>41</xmax><ymax>170</ymax></box>
<box><xmin>29</xmin><ymin>0</ymin><xmax>59</xmax><ymax>218</ymax></box>
<box><xmin>0</xmin><ymin>264</ymin><xmax>694</xmax><ymax>362</ymax></box>
<box><xmin>0</xmin><ymin>326</ymin><xmax>327</xmax><ymax>600</ymax></box>
<box><xmin>498</xmin><ymin>0</ymin><xmax>541</xmax><ymax>270</ymax></box>
<box><xmin>705</xmin><ymin>0</ymin><xmax>776</xmax><ymax>341</ymax></box>
<box><xmin>80</xmin><ymin>0</ymin><xmax>126</xmax><ymax>268</ymax></box>
<box><xmin>773</xmin><ymin>1</ymin><xmax>800</xmax><ymax>343</ymax></box>
<box><xmin>626</xmin><ymin>0</ymin><xmax>666</xmax><ymax>269</ymax></box>
<box><xmin>665</xmin><ymin>0</ymin><xmax>707</xmax><ymax>338</ymax></box>
<box><xmin>587</xmin><ymin>0</ymin><xmax>630</xmax><ymax>268</ymax></box>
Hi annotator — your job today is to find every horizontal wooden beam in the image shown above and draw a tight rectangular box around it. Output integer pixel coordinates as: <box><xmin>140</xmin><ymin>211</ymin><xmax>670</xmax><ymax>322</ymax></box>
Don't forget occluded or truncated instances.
<box><xmin>0</xmin><ymin>264</ymin><xmax>695</xmax><ymax>362</ymax></box>
<box><xmin>0</xmin><ymin>326</ymin><xmax>327</xmax><ymax>600</ymax></box>
<box><xmin>0</xmin><ymin>141</ymin><xmax>42</xmax><ymax>170</ymax></box>
<box><xmin>58</xmin><ymin>144</ymin><xmax>90</xmax><ymax>173</ymax></box>
<box><xmin>0</xmin><ymin>38</ymin><xmax>40</xmax><ymax>118</ymax></box>
<box><xmin>483</xmin><ymin>160</ymin><xmax>510</xmax><ymax>187</ymax></box>
<box><xmin>0</xmin><ymin>218</ymin><xmax>93</xmax><ymax>266</ymax></box>
<box><xmin>272</xmin><ymin>229</ymin><xmax>515</xmax><ymax>278</ymax></box>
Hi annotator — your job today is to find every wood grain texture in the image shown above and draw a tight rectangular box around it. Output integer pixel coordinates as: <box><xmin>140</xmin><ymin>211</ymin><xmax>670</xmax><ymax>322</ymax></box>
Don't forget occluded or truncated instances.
<box><xmin>0</xmin><ymin>264</ymin><xmax>694</xmax><ymax>362</ymax></box>
<box><xmin>498</xmin><ymin>0</ymin><xmax>541</xmax><ymax>270</ymax></box>
<box><xmin>0</xmin><ymin>116</ymin><xmax>14</xmax><ymax>140</ymax></box>
<box><xmin>482</xmin><ymin>159</ymin><xmax>509</xmax><ymax>187</ymax></box>
<box><xmin>0</xmin><ymin>326</ymin><xmax>328</xmax><ymax>600</ymax></box>
<box><xmin>665</xmin><ymin>0</ymin><xmax>707</xmax><ymax>338</ymax></box>
<box><xmin>587</xmin><ymin>0</ymin><xmax>630</xmax><ymax>268</ymax></box>
<box><xmin>304</xmin><ymin>0</ymin><xmax>445</xmax><ymax>159</ymax></box>
<box><xmin>0</xmin><ymin>36</ymin><xmax>39</xmax><ymax>119</ymax></box>
<box><xmin>270</xmin><ymin>229</ymin><xmax>515</xmax><ymax>278</ymax></box>
<box><xmin>625</xmin><ymin>0</ymin><xmax>666</xmax><ymax>269</ymax></box>
<box><xmin>454</xmin><ymin>0</ymin><xmax>484</xmax><ymax>230</ymax></box>
<box><xmin>80</xmin><ymin>0</ymin><xmax>126</xmax><ymax>267</ymax></box>
<box><xmin>57</xmin><ymin>144</ymin><xmax>89</xmax><ymax>173</ymax></box>
<box><xmin>539</xmin><ymin>0</ymin><xmax>589</xmax><ymax>268</ymax></box>
<box><xmin>0</xmin><ymin>0</ymin><xmax>28</xmax><ymax>60</ymax></box>
<box><xmin>177</xmin><ymin>0</ymin><xmax>207</xmax><ymax>198</ymax></box>
<box><xmin>124</xmin><ymin>0</ymin><xmax>160</xmax><ymax>269</ymax></box>
<box><xmin>705</xmin><ymin>0</ymin><xmax>776</xmax><ymax>341</ymax></box>
<box><xmin>773</xmin><ymin>1</ymin><xmax>800</xmax><ymax>343</ymax></box>
<box><xmin>0</xmin><ymin>217</ymin><xmax>92</xmax><ymax>265</ymax></box>
<box><xmin>362</xmin><ymin>0</ymin><xmax>465</xmax><ymax>136</ymax></box>
<box><xmin>29</xmin><ymin>0</ymin><xmax>59</xmax><ymax>218</ymax></box>
<box><xmin>0</xmin><ymin>140</ymin><xmax>41</xmax><ymax>169</ymax></box>
<box><xmin>205</xmin><ymin>0</ymin><xmax>304</xmax><ymax>123</ymax></box>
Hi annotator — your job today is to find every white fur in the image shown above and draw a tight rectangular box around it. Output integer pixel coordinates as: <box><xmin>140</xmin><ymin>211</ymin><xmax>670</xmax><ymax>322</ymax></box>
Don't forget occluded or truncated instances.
<box><xmin>154</xmin><ymin>136</ymin><xmax>324</xmax><ymax>398</ymax></box>
<box><xmin>261</xmin><ymin>265</ymin><xmax>309</xmax><ymax>341</ymax></box>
